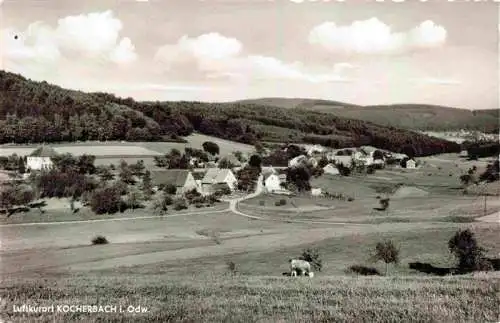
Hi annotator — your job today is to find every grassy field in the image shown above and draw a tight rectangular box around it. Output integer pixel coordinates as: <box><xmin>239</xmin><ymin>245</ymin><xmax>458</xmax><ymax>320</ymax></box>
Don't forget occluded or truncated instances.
<box><xmin>0</xmin><ymin>133</ymin><xmax>254</xmax><ymax>158</ymax></box>
<box><xmin>2</xmin><ymin>273</ymin><xmax>499</xmax><ymax>323</ymax></box>
<box><xmin>1</xmin><ymin>151</ymin><xmax>499</xmax><ymax>322</ymax></box>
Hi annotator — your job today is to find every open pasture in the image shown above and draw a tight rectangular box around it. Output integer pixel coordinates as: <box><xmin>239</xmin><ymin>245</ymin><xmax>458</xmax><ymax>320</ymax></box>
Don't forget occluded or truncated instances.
<box><xmin>0</xmin><ymin>133</ymin><xmax>255</xmax><ymax>158</ymax></box>
<box><xmin>1</xmin><ymin>221</ymin><xmax>499</xmax><ymax>322</ymax></box>
<box><xmin>126</xmin><ymin>223</ymin><xmax>499</xmax><ymax>277</ymax></box>
<box><xmin>2</xmin><ymin>273</ymin><xmax>498</xmax><ymax>323</ymax></box>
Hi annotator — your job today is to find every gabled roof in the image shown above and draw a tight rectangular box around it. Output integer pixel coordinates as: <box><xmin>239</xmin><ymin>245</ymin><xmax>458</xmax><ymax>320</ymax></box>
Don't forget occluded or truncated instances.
<box><xmin>201</xmin><ymin>168</ymin><xmax>234</xmax><ymax>184</ymax></box>
<box><xmin>264</xmin><ymin>172</ymin><xmax>279</xmax><ymax>181</ymax></box>
<box><xmin>151</xmin><ymin>169</ymin><xmax>192</xmax><ymax>187</ymax></box>
<box><xmin>30</xmin><ymin>145</ymin><xmax>57</xmax><ymax>157</ymax></box>
<box><xmin>262</xmin><ymin>166</ymin><xmax>277</xmax><ymax>178</ymax></box>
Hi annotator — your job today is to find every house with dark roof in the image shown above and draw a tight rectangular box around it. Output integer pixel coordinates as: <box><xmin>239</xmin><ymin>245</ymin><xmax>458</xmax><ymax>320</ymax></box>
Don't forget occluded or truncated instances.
<box><xmin>150</xmin><ymin>169</ymin><xmax>198</xmax><ymax>195</ymax></box>
<box><xmin>26</xmin><ymin>145</ymin><xmax>57</xmax><ymax>171</ymax></box>
<box><xmin>201</xmin><ymin>168</ymin><xmax>237</xmax><ymax>194</ymax></box>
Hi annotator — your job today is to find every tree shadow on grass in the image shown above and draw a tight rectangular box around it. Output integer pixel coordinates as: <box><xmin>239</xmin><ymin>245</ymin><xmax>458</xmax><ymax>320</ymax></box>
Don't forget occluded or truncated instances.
<box><xmin>409</xmin><ymin>259</ymin><xmax>500</xmax><ymax>276</ymax></box>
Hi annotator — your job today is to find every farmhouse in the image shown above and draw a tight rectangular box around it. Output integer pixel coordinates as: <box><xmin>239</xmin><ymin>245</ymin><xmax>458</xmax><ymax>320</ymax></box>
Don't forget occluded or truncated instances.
<box><xmin>27</xmin><ymin>146</ymin><xmax>57</xmax><ymax>171</ymax></box>
<box><xmin>323</xmin><ymin>163</ymin><xmax>340</xmax><ymax>175</ymax></box>
<box><xmin>263</xmin><ymin>173</ymin><xmax>281</xmax><ymax>193</ymax></box>
<box><xmin>201</xmin><ymin>168</ymin><xmax>237</xmax><ymax>194</ymax></box>
<box><xmin>150</xmin><ymin>170</ymin><xmax>198</xmax><ymax>195</ymax></box>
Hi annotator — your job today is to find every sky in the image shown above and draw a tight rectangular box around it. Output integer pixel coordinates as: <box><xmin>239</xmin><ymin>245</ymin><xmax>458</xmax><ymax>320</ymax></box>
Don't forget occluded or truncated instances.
<box><xmin>0</xmin><ymin>0</ymin><xmax>498</xmax><ymax>109</ymax></box>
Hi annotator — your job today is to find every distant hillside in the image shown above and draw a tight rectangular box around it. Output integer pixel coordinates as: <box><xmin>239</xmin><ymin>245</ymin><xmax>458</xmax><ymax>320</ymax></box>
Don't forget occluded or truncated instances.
<box><xmin>0</xmin><ymin>70</ymin><xmax>462</xmax><ymax>157</ymax></box>
<box><xmin>235</xmin><ymin>97</ymin><xmax>361</xmax><ymax>110</ymax></box>
<box><xmin>236</xmin><ymin>98</ymin><xmax>499</xmax><ymax>133</ymax></box>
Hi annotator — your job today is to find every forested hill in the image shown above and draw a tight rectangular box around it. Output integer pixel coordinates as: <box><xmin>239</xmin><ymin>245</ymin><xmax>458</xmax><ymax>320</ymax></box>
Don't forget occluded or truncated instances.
<box><xmin>0</xmin><ymin>70</ymin><xmax>461</xmax><ymax>157</ymax></box>
<box><xmin>235</xmin><ymin>98</ymin><xmax>499</xmax><ymax>133</ymax></box>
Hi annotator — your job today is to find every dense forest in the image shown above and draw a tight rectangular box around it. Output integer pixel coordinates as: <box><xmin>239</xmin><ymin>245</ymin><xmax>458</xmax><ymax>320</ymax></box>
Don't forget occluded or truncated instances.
<box><xmin>0</xmin><ymin>70</ymin><xmax>463</xmax><ymax>157</ymax></box>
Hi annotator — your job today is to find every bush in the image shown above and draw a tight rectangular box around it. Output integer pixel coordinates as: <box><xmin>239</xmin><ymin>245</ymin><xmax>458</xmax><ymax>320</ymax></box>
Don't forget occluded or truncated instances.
<box><xmin>279</xmin><ymin>199</ymin><xmax>287</xmax><ymax>205</ymax></box>
<box><xmin>91</xmin><ymin>235</ymin><xmax>109</xmax><ymax>245</ymax></box>
<box><xmin>90</xmin><ymin>187</ymin><xmax>123</xmax><ymax>214</ymax></box>
<box><xmin>346</xmin><ymin>265</ymin><xmax>381</xmax><ymax>276</ymax></box>
<box><xmin>195</xmin><ymin>203</ymin><xmax>203</xmax><ymax>208</ymax></box>
<box><xmin>259</xmin><ymin>200</ymin><xmax>265</xmax><ymax>206</ymax></box>
<box><xmin>227</xmin><ymin>261</ymin><xmax>237</xmax><ymax>274</ymax></box>
<box><xmin>347</xmin><ymin>197</ymin><xmax>354</xmax><ymax>202</ymax></box>
<box><xmin>274</xmin><ymin>201</ymin><xmax>281</xmax><ymax>206</ymax></box>
<box><xmin>299</xmin><ymin>248</ymin><xmax>322</xmax><ymax>272</ymax></box>
<box><xmin>379</xmin><ymin>198</ymin><xmax>390</xmax><ymax>210</ymax></box>
<box><xmin>164</xmin><ymin>184</ymin><xmax>177</xmax><ymax>195</ymax></box>
<box><xmin>173</xmin><ymin>198</ymin><xmax>188</xmax><ymax>211</ymax></box>
<box><xmin>371</xmin><ymin>240</ymin><xmax>400</xmax><ymax>275</ymax></box>
<box><xmin>163</xmin><ymin>194</ymin><xmax>174</xmax><ymax>206</ymax></box>
<box><xmin>448</xmin><ymin>229</ymin><xmax>487</xmax><ymax>272</ymax></box>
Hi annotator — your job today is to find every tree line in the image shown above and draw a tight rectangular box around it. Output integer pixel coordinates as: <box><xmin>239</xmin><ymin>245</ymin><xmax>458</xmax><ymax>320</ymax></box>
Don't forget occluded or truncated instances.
<box><xmin>0</xmin><ymin>70</ymin><xmax>461</xmax><ymax>157</ymax></box>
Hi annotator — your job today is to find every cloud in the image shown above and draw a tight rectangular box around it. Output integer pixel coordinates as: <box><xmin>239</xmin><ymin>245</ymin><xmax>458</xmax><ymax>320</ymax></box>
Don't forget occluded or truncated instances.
<box><xmin>1</xmin><ymin>10</ymin><xmax>137</xmax><ymax>78</ymax></box>
<box><xmin>308</xmin><ymin>18</ymin><xmax>446</xmax><ymax>55</ymax></box>
<box><xmin>154</xmin><ymin>32</ymin><xmax>352</xmax><ymax>83</ymax></box>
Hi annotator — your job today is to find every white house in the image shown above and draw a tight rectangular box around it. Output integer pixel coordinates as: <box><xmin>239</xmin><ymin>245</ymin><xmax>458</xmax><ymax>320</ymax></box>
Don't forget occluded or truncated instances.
<box><xmin>201</xmin><ymin>168</ymin><xmax>238</xmax><ymax>194</ymax></box>
<box><xmin>406</xmin><ymin>159</ymin><xmax>417</xmax><ymax>169</ymax></box>
<box><xmin>323</xmin><ymin>163</ymin><xmax>340</xmax><ymax>175</ymax></box>
<box><xmin>26</xmin><ymin>146</ymin><xmax>57</xmax><ymax>171</ymax></box>
<box><xmin>264</xmin><ymin>173</ymin><xmax>281</xmax><ymax>193</ymax></box>
<box><xmin>311</xmin><ymin>188</ymin><xmax>322</xmax><ymax>196</ymax></box>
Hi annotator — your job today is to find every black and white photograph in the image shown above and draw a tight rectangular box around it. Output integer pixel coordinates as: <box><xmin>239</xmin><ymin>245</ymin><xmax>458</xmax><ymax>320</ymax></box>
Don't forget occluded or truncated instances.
<box><xmin>0</xmin><ymin>0</ymin><xmax>499</xmax><ymax>322</ymax></box>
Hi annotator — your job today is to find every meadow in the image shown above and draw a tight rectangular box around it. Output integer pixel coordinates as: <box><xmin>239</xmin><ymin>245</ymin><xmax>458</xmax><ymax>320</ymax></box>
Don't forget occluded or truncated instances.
<box><xmin>0</xmin><ymin>133</ymin><xmax>255</xmax><ymax>169</ymax></box>
<box><xmin>2</xmin><ymin>273</ymin><xmax>499</xmax><ymax>323</ymax></box>
<box><xmin>1</xmin><ymin>148</ymin><xmax>499</xmax><ymax>322</ymax></box>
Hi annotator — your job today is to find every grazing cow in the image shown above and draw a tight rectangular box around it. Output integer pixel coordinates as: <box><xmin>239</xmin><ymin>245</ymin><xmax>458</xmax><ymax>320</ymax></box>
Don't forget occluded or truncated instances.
<box><xmin>289</xmin><ymin>259</ymin><xmax>311</xmax><ymax>277</ymax></box>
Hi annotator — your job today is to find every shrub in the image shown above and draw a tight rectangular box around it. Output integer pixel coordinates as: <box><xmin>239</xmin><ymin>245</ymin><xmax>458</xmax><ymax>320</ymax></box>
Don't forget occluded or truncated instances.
<box><xmin>448</xmin><ymin>229</ymin><xmax>487</xmax><ymax>272</ymax></box>
<box><xmin>279</xmin><ymin>199</ymin><xmax>287</xmax><ymax>205</ymax></box>
<box><xmin>163</xmin><ymin>194</ymin><xmax>174</xmax><ymax>206</ymax></box>
<box><xmin>371</xmin><ymin>240</ymin><xmax>400</xmax><ymax>275</ymax></box>
<box><xmin>259</xmin><ymin>200</ymin><xmax>265</xmax><ymax>206</ymax></box>
<box><xmin>227</xmin><ymin>261</ymin><xmax>237</xmax><ymax>274</ymax></box>
<box><xmin>195</xmin><ymin>203</ymin><xmax>203</xmax><ymax>208</ymax></box>
<box><xmin>90</xmin><ymin>187</ymin><xmax>122</xmax><ymax>214</ymax></box>
<box><xmin>126</xmin><ymin>190</ymin><xmax>144</xmax><ymax>209</ymax></box>
<box><xmin>91</xmin><ymin>235</ymin><xmax>109</xmax><ymax>245</ymax></box>
<box><xmin>299</xmin><ymin>248</ymin><xmax>322</xmax><ymax>272</ymax></box>
<box><xmin>346</xmin><ymin>265</ymin><xmax>381</xmax><ymax>276</ymax></box>
<box><xmin>173</xmin><ymin>198</ymin><xmax>188</xmax><ymax>211</ymax></box>
<box><xmin>274</xmin><ymin>201</ymin><xmax>281</xmax><ymax>206</ymax></box>
<box><xmin>379</xmin><ymin>198</ymin><xmax>390</xmax><ymax>210</ymax></box>
<box><xmin>347</xmin><ymin>197</ymin><xmax>354</xmax><ymax>202</ymax></box>
<box><xmin>164</xmin><ymin>184</ymin><xmax>177</xmax><ymax>195</ymax></box>
<box><xmin>152</xmin><ymin>197</ymin><xmax>168</xmax><ymax>214</ymax></box>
